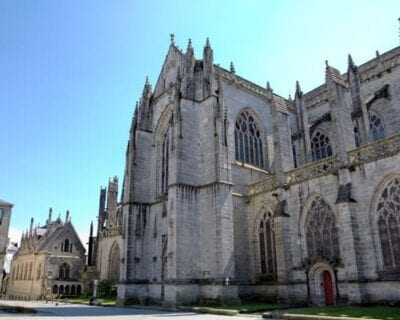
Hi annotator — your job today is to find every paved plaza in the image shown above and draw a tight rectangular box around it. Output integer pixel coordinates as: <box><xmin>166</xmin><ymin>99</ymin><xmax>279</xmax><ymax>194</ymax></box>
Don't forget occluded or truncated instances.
<box><xmin>0</xmin><ymin>300</ymin><xmax>261</xmax><ymax>319</ymax></box>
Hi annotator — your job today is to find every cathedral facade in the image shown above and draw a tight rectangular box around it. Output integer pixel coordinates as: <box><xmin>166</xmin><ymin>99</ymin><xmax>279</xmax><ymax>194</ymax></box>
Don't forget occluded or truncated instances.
<box><xmin>96</xmin><ymin>38</ymin><xmax>400</xmax><ymax>306</ymax></box>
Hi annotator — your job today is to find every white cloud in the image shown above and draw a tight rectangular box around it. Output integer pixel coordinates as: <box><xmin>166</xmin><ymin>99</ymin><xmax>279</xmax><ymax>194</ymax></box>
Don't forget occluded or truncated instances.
<box><xmin>8</xmin><ymin>227</ymin><xmax>22</xmax><ymax>246</ymax></box>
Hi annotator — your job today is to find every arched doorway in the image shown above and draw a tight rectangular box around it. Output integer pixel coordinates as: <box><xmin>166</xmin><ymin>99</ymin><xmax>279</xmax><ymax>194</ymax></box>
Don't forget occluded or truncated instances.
<box><xmin>108</xmin><ymin>242</ymin><xmax>120</xmax><ymax>281</ymax></box>
<box><xmin>308</xmin><ymin>263</ymin><xmax>336</xmax><ymax>306</ymax></box>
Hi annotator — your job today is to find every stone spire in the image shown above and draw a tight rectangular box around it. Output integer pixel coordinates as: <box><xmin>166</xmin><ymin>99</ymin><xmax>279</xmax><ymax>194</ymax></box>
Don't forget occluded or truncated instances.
<box><xmin>266</xmin><ymin>81</ymin><xmax>273</xmax><ymax>101</ymax></box>
<box><xmin>229</xmin><ymin>62</ymin><xmax>236</xmax><ymax>74</ymax></box>
<box><xmin>375</xmin><ymin>50</ymin><xmax>384</xmax><ymax>75</ymax></box>
<box><xmin>90</xmin><ymin>220</ymin><xmax>93</xmax><ymax>237</ymax></box>
<box><xmin>30</xmin><ymin>217</ymin><xmax>34</xmax><ymax>234</ymax></box>
<box><xmin>295</xmin><ymin>80</ymin><xmax>303</xmax><ymax>99</ymax></box>
<box><xmin>294</xmin><ymin>80</ymin><xmax>311</xmax><ymax>164</ymax></box>
<box><xmin>347</xmin><ymin>53</ymin><xmax>371</xmax><ymax>144</ymax></box>
<box><xmin>65</xmin><ymin>210</ymin><xmax>70</xmax><ymax>223</ymax></box>
<box><xmin>348</xmin><ymin>54</ymin><xmax>357</xmax><ymax>73</ymax></box>
<box><xmin>47</xmin><ymin>207</ymin><xmax>52</xmax><ymax>226</ymax></box>
<box><xmin>203</xmin><ymin>37</ymin><xmax>213</xmax><ymax>68</ymax></box>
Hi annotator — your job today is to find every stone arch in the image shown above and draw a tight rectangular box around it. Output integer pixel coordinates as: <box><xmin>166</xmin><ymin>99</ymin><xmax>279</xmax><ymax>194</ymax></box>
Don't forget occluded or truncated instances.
<box><xmin>154</xmin><ymin>105</ymin><xmax>174</xmax><ymax>196</ymax></box>
<box><xmin>59</xmin><ymin>285</ymin><xmax>64</xmax><ymax>295</ymax></box>
<box><xmin>310</xmin><ymin>128</ymin><xmax>333</xmax><ymax>162</ymax></box>
<box><xmin>370</xmin><ymin>174</ymin><xmax>400</xmax><ymax>269</ymax></box>
<box><xmin>300</xmin><ymin>194</ymin><xmax>340</xmax><ymax>261</ymax></box>
<box><xmin>255</xmin><ymin>208</ymin><xmax>277</xmax><ymax>280</ymax></box>
<box><xmin>308</xmin><ymin>262</ymin><xmax>337</xmax><ymax>306</ymax></box>
<box><xmin>53</xmin><ymin>285</ymin><xmax>58</xmax><ymax>295</ymax></box>
<box><xmin>234</xmin><ymin>108</ymin><xmax>266</xmax><ymax>168</ymax></box>
<box><xmin>108</xmin><ymin>242</ymin><xmax>121</xmax><ymax>281</ymax></box>
<box><xmin>71</xmin><ymin>285</ymin><xmax>76</xmax><ymax>296</ymax></box>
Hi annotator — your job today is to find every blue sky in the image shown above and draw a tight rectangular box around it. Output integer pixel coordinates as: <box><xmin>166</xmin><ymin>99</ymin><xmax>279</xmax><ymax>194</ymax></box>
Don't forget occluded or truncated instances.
<box><xmin>1</xmin><ymin>0</ymin><xmax>399</xmax><ymax>246</ymax></box>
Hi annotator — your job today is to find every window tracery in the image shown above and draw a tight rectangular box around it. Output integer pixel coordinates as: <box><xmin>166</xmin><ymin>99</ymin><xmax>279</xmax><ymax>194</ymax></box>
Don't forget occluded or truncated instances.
<box><xmin>59</xmin><ymin>262</ymin><xmax>70</xmax><ymax>280</ymax></box>
<box><xmin>258</xmin><ymin>211</ymin><xmax>276</xmax><ymax>276</ymax></box>
<box><xmin>305</xmin><ymin>196</ymin><xmax>340</xmax><ymax>260</ymax></box>
<box><xmin>161</xmin><ymin>125</ymin><xmax>170</xmax><ymax>194</ymax></box>
<box><xmin>311</xmin><ymin>130</ymin><xmax>333</xmax><ymax>161</ymax></box>
<box><xmin>369</xmin><ymin>112</ymin><xmax>386</xmax><ymax>141</ymax></box>
<box><xmin>375</xmin><ymin>176</ymin><xmax>400</xmax><ymax>267</ymax></box>
<box><xmin>234</xmin><ymin>110</ymin><xmax>264</xmax><ymax>167</ymax></box>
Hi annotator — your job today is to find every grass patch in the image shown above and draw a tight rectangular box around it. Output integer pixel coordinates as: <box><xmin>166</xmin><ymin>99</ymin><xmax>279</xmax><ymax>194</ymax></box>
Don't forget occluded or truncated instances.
<box><xmin>54</xmin><ymin>297</ymin><xmax>116</xmax><ymax>307</ymax></box>
<box><xmin>286</xmin><ymin>306</ymin><xmax>400</xmax><ymax>319</ymax></box>
<box><xmin>199</xmin><ymin>303</ymin><xmax>282</xmax><ymax>313</ymax></box>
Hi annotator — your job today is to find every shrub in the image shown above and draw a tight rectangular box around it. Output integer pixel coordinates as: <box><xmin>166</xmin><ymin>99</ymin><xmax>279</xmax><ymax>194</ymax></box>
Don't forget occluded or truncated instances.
<box><xmin>97</xmin><ymin>279</ymin><xmax>117</xmax><ymax>299</ymax></box>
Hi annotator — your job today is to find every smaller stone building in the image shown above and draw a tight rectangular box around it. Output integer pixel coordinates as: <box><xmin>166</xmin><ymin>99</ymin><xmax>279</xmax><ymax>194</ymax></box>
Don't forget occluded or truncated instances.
<box><xmin>0</xmin><ymin>199</ymin><xmax>13</xmax><ymax>293</ymax></box>
<box><xmin>7</xmin><ymin>209</ymin><xmax>86</xmax><ymax>300</ymax></box>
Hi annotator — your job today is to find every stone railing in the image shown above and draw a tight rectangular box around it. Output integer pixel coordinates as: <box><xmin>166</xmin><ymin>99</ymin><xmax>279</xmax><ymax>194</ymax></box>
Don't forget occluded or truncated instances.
<box><xmin>348</xmin><ymin>133</ymin><xmax>400</xmax><ymax>166</ymax></box>
<box><xmin>247</xmin><ymin>176</ymin><xmax>278</xmax><ymax>197</ymax></box>
<box><xmin>247</xmin><ymin>133</ymin><xmax>400</xmax><ymax>197</ymax></box>
<box><xmin>99</xmin><ymin>225</ymin><xmax>123</xmax><ymax>239</ymax></box>
<box><xmin>286</xmin><ymin>156</ymin><xmax>338</xmax><ymax>186</ymax></box>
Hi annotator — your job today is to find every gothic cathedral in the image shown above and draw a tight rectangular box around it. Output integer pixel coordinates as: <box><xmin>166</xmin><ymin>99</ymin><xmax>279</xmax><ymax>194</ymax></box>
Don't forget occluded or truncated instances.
<box><xmin>92</xmin><ymin>37</ymin><xmax>400</xmax><ymax>306</ymax></box>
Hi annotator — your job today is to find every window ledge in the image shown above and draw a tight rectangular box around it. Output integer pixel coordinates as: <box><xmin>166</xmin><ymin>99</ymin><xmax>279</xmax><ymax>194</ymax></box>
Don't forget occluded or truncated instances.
<box><xmin>232</xmin><ymin>161</ymin><xmax>270</xmax><ymax>174</ymax></box>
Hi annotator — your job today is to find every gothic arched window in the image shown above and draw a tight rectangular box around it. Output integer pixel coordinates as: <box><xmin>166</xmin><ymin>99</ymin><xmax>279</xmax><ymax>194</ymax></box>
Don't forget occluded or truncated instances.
<box><xmin>375</xmin><ymin>176</ymin><xmax>400</xmax><ymax>267</ymax></box>
<box><xmin>311</xmin><ymin>130</ymin><xmax>333</xmax><ymax>161</ymax></box>
<box><xmin>258</xmin><ymin>211</ymin><xmax>276</xmax><ymax>277</ymax></box>
<box><xmin>234</xmin><ymin>110</ymin><xmax>264</xmax><ymax>167</ymax></box>
<box><xmin>305</xmin><ymin>196</ymin><xmax>340</xmax><ymax>259</ymax></box>
<box><xmin>161</xmin><ymin>125</ymin><xmax>170</xmax><ymax>194</ymax></box>
<box><xmin>62</xmin><ymin>239</ymin><xmax>71</xmax><ymax>253</ymax></box>
<box><xmin>369</xmin><ymin>112</ymin><xmax>386</xmax><ymax>141</ymax></box>
<box><xmin>59</xmin><ymin>263</ymin><xmax>70</xmax><ymax>280</ymax></box>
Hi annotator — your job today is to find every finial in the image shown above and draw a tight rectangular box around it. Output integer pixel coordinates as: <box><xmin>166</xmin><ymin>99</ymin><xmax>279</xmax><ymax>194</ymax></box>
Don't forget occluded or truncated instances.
<box><xmin>266</xmin><ymin>81</ymin><xmax>271</xmax><ymax>91</ymax></box>
<box><xmin>170</xmin><ymin>33</ymin><xmax>175</xmax><ymax>45</ymax></box>
<box><xmin>205</xmin><ymin>37</ymin><xmax>210</xmax><ymax>47</ymax></box>
<box><xmin>376</xmin><ymin>50</ymin><xmax>380</xmax><ymax>57</ymax></box>
<box><xmin>288</xmin><ymin>94</ymin><xmax>292</xmax><ymax>102</ymax></box>
<box><xmin>90</xmin><ymin>221</ymin><xmax>94</xmax><ymax>237</ymax></box>
<box><xmin>325</xmin><ymin>60</ymin><xmax>329</xmax><ymax>67</ymax></box>
<box><xmin>229</xmin><ymin>61</ymin><xmax>236</xmax><ymax>74</ymax></box>
<box><xmin>187</xmin><ymin>38</ymin><xmax>192</xmax><ymax>49</ymax></box>
<box><xmin>348</xmin><ymin>53</ymin><xmax>355</xmax><ymax>67</ymax></box>
<box><xmin>145</xmin><ymin>76</ymin><xmax>149</xmax><ymax>86</ymax></box>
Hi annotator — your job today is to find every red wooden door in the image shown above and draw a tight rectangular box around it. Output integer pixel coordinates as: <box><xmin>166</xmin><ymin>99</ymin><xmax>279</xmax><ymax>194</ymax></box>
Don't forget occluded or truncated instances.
<box><xmin>323</xmin><ymin>270</ymin><xmax>334</xmax><ymax>306</ymax></box>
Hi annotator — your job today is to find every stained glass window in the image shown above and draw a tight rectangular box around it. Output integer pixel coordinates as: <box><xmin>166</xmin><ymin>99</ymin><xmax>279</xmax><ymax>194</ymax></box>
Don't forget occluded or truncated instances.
<box><xmin>161</xmin><ymin>126</ymin><xmax>170</xmax><ymax>194</ymax></box>
<box><xmin>311</xmin><ymin>130</ymin><xmax>333</xmax><ymax>161</ymax></box>
<box><xmin>258</xmin><ymin>211</ymin><xmax>276</xmax><ymax>276</ymax></box>
<box><xmin>375</xmin><ymin>176</ymin><xmax>400</xmax><ymax>267</ymax></box>
<box><xmin>369</xmin><ymin>112</ymin><xmax>386</xmax><ymax>141</ymax></box>
<box><xmin>234</xmin><ymin>111</ymin><xmax>264</xmax><ymax>167</ymax></box>
<box><xmin>305</xmin><ymin>196</ymin><xmax>340</xmax><ymax>260</ymax></box>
